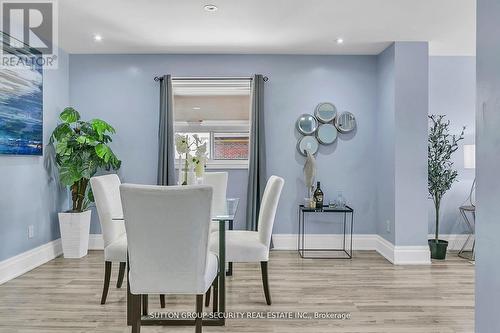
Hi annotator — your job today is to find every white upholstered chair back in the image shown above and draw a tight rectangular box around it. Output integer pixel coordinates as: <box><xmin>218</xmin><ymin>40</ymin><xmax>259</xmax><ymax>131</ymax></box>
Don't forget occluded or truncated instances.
<box><xmin>257</xmin><ymin>176</ymin><xmax>285</xmax><ymax>247</ymax></box>
<box><xmin>120</xmin><ymin>184</ymin><xmax>213</xmax><ymax>294</ymax></box>
<box><xmin>90</xmin><ymin>174</ymin><xmax>125</xmax><ymax>248</ymax></box>
<box><xmin>203</xmin><ymin>172</ymin><xmax>228</xmax><ymax>217</ymax></box>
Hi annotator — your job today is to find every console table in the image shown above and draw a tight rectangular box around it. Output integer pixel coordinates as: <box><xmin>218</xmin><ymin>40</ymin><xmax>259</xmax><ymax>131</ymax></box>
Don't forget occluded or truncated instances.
<box><xmin>458</xmin><ymin>205</ymin><xmax>475</xmax><ymax>261</ymax></box>
<box><xmin>297</xmin><ymin>205</ymin><xmax>354</xmax><ymax>259</ymax></box>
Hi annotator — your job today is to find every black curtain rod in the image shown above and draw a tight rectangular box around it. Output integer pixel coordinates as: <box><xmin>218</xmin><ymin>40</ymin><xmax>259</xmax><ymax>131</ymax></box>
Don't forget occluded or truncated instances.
<box><xmin>153</xmin><ymin>76</ymin><xmax>269</xmax><ymax>82</ymax></box>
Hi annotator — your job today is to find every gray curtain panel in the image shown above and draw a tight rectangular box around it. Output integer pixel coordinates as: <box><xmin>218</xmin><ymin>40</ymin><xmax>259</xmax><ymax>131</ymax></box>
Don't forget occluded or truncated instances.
<box><xmin>246</xmin><ymin>74</ymin><xmax>267</xmax><ymax>231</ymax></box>
<box><xmin>157</xmin><ymin>75</ymin><xmax>176</xmax><ymax>186</ymax></box>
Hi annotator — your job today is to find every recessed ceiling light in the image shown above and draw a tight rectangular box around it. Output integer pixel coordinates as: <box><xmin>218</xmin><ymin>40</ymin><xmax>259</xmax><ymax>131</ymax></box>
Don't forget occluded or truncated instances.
<box><xmin>336</xmin><ymin>38</ymin><xmax>344</xmax><ymax>44</ymax></box>
<box><xmin>192</xmin><ymin>107</ymin><xmax>201</xmax><ymax>110</ymax></box>
<box><xmin>204</xmin><ymin>4</ymin><xmax>218</xmax><ymax>12</ymax></box>
<box><xmin>93</xmin><ymin>34</ymin><xmax>103</xmax><ymax>42</ymax></box>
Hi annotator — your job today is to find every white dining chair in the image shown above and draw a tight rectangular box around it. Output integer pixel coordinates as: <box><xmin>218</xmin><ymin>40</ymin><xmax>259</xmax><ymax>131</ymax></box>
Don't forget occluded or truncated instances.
<box><xmin>203</xmin><ymin>172</ymin><xmax>228</xmax><ymax>218</ymax></box>
<box><xmin>120</xmin><ymin>184</ymin><xmax>218</xmax><ymax>333</ymax></box>
<box><xmin>209</xmin><ymin>175</ymin><xmax>284</xmax><ymax>305</ymax></box>
<box><xmin>90</xmin><ymin>174</ymin><xmax>127</xmax><ymax>304</ymax></box>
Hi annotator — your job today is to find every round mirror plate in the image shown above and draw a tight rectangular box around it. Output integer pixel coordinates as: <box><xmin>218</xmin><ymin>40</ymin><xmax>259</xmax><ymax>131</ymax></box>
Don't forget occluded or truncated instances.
<box><xmin>298</xmin><ymin>136</ymin><xmax>319</xmax><ymax>156</ymax></box>
<box><xmin>315</xmin><ymin>102</ymin><xmax>337</xmax><ymax>123</ymax></box>
<box><xmin>316</xmin><ymin>124</ymin><xmax>338</xmax><ymax>145</ymax></box>
<box><xmin>296</xmin><ymin>114</ymin><xmax>318</xmax><ymax>135</ymax></box>
<box><xmin>335</xmin><ymin>112</ymin><xmax>356</xmax><ymax>133</ymax></box>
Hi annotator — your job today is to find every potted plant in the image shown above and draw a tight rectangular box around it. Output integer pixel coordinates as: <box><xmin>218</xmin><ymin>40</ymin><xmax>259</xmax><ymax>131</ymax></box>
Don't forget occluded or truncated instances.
<box><xmin>50</xmin><ymin>107</ymin><xmax>121</xmax><ymax>258</ymax></box>
<box><xmin>428</xmin><ymin>115</ymin><xmax>464</xmax><ymax>259</ymax></box>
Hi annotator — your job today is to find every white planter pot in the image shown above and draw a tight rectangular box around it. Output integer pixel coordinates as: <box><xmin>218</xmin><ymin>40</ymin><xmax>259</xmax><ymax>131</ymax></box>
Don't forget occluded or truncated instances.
<box><xmin>58</xmin><ymin>210</ymin><xmax>91</xmax><ymax>258</ymax></box>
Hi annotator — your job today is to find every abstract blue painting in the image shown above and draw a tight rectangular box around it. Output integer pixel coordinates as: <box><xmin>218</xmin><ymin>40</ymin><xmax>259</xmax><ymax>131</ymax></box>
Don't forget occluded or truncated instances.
<box><xmin>0</xmin><ymin>65</ymin><xmax>43</xmax><ymax>155</ymax></box>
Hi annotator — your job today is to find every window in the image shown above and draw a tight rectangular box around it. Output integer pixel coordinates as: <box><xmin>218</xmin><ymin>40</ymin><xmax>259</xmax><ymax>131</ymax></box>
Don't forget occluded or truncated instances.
<box><xmin>213</xmin><ymin>133</ymin><xmax>249</xmax><ymax>160</ymax></box>
<box><xmin>173</xmin><ymin>79</ymin><xmax>251</xmax><ymax>169</ymax></box>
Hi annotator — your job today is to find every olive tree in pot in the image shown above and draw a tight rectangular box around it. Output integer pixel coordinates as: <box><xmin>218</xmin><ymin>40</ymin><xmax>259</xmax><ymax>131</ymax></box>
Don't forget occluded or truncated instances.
<box><xmin>428</xmin><ymin>115</ymin><xmax>464</xmax><ymax>260</ymax></box>
<box><xmin>51</xmin><ymin>107</ymin><xmax>121</xmax><ymax>258</ymax></box>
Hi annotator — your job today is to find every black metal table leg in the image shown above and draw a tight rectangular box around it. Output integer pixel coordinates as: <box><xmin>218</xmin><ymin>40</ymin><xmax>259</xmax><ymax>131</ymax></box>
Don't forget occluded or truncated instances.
<box><xmin>127</xmin><ymin>255</ymin><xmax>131</xmax><ymax>325</ymax></box>
<box><xmin>218</xmin><ymin>219</ymin><xmax>226</xmax><ymax>325</ymax></box>
<box><xmin>226</xmin><ymin>220</ymin><xmax>233</xmax><ymax>276</ymax></box>
<box><xmin>350</xmin><ymin>211</ymin><xmax>354</xmax><ymax>258</ymax></box>
<box><xmin>297</xmin><ymin>206</ymin><xmax>300</xmax><ymax>253</ymax></box>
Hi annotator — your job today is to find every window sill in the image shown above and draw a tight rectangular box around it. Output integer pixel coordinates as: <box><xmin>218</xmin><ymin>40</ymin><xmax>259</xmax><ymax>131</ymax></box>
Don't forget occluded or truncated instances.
<box><xmin>205</xmin><ymin>161</ymin><xmax>249</xmax><ymax>170</ymax></box>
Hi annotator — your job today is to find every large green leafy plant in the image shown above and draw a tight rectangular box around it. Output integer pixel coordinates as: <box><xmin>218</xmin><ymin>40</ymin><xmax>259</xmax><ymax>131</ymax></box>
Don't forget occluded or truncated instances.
<box><xmin>50</xmin><ymin>107</ymin><xmax>121</xmax><ymax>212</ymax></box>
<box><xmin>428</xmin><ymin>115</ymin><xmax>464</xmax><ymax>241</ymax></box>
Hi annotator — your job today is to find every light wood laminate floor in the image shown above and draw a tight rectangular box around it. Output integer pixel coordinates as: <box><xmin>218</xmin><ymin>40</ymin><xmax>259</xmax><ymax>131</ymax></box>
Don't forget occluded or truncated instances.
<box><xmin>0</xmin><ymin>251</ymin><xmax>473</xmax><ymax>333</ymax></box>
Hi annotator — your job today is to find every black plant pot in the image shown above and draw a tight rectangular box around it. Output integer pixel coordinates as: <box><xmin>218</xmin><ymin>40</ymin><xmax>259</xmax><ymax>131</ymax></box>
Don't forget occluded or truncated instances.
<box><xmin>428</xmin><ymin>239</ymin><xmax>448</xmax><ymax>260</ymax></box>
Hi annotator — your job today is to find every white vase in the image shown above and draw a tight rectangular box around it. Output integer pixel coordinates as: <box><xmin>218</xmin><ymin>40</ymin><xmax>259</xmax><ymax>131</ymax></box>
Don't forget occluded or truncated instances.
<box><xmin>177</xmin><ymin>158</ymin><xmax>183</xmax><ymax>185</ymax></box>
<box><xmin>187</xmin><ymin>165</ymin><xmax>196</xmax><ymax>185</ymax></box>
<box><xmin>58</xmin><ymin>210</ymin><xmax>91</xmax><ymax>258</ymax></box>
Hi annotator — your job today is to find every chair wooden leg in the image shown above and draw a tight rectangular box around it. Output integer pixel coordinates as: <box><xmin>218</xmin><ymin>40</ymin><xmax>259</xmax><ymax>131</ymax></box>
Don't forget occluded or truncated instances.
<box><xmin>100</xmin><ymin>261</ymin><xmax>112</xmax><ymax>304</ymax></box>
<box><xmin>196</xmin><ymin>294</ymin><xmax>203</xmax><ymax>333</ymax></box>
<box><xmin>142</xmin><ymin>295</ymin><xmax>148</xmax><ymax>316</ymax></box>
<box><xmin>260</xmin><ymin>261</ymin><xmax>272</xmax><ymax>305</ymax></box>
<box><xmin>160</xmin><ymin>294</ymin><xmax>166</xmax><ymax>308</ymax></box>
<box><xmin>212</xmin><ymin>275</ymin><xmax>218</xmax><ymax>313</ymax></box>
<box><xmin>131</xmin><ymin>293</ymin><xmax>141</xmax><ymax>333</ymax></box>
<box><xmin>116</xmin><ymin>262</ymin><xmax>126</xmax><ymax>288</ymax></box>
<box><xmin>205</xmin><ymin>287</ymin><xmax>211</xmax><ymax>307</ymax></box>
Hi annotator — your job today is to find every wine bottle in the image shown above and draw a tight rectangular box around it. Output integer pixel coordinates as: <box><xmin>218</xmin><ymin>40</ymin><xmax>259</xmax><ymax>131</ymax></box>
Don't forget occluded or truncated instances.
<box><xmin>313</xmin><ymin>181</ymin><xmax>324</xmax><ymax>209</ymax></box>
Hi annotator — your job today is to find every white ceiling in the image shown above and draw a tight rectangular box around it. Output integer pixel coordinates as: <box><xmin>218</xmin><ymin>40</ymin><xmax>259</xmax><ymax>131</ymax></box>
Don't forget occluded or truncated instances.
<box><xmin>59</xmin><ymin>0</ymin><xmax>476</xmax><ymax>56</ymax></box>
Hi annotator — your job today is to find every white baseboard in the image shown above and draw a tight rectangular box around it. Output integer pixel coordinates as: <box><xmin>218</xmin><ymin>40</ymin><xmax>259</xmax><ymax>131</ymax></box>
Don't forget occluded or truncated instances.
<box><xmin>88</xmin><ymin>234</ymin><xmax>104</xmax><ymax>250</ymax></box>
<box><xmin>0</xmin><ymin>239</ymin><xmax>62</xmax><ymax>285</ymax></box>
<box><xmin>272</xmin><ymin>233</ymin><xmax>457</xmax><ymax>265</ymax></box>
<box><xmin>375</xmin><ymin>236</ymin><xmax>431</xmax><ymax>265</ymax></box>
<box><xmin>428</xmin><ymin>234</ymin><xmax>470</xmax><ymax>251</ymax></box>
<box><xmin>375</xmin><ymin>235</ymin><xmax>395</xmax><ymax>263</ymax></box>
<box><xmin>0</xmin><ymin>234</ymin><xmax>104</xmax><ymax>286</ymax></box>
<box><xmin>393</xmin><ymin>245</ymin><xmax>431</xmax><ymax>265</ymax></box>
<box><xmin>272</xmin><ymin>234</ymin><xmax>378</xmax><ymax>251</ymax></box>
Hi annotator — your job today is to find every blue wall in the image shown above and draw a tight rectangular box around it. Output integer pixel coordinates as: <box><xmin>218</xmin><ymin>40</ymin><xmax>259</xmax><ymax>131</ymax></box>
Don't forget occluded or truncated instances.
<box><xmin>374</xmin><ymin>42</ymin><xmax>429</xmax><ymax>247</ymax></box>
<box><xmin>428</xmin><ymin>56</ymin><xmax>476</xmax><ymax>235</ymax></box>
<box><xmin>0</xmin><ymin>51</ymin><xmax>477</xmax><ymax>264</ymax></box>
<box><xmin>0</xmin><ymin>50</ymin><xmax>69</xmax><ymax>261</ymax></box>
<box><xmin>69</xmin><ymin>54</ymin><xmax>379</xmax><ymax>235</ymax></box>
<box><xmin>376</xmin><ymin>44</ymin><xmax>396</xmax><ymax>243</ymax></box>
<box><xmin>69</xmin><ymin>53</ymin><xmax>472</xmax><ymax>240</ymax></box>
<box><xmin>393</xmin><ymin>42</ymin><xmax>429</xmax><ymax>246</ymax></box>
<box><xmin>476</xmin><ymin>0</ymin><xmax>500</xmax><ymax>331</ymax></box>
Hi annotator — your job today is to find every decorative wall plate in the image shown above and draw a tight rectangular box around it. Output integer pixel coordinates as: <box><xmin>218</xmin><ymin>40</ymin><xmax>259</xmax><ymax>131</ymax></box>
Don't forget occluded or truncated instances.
<box><xmin>335</xmin><ymin>112</ymin><xmax>356</xmax><ymax>133</ymax></box>
<box><xmin>314</xmin><ymin>102</ymin><xmax>337</xmax><ymax>123</ymax></box>
<box><xmin>297</xmin><ymin>136</ymin><xmax>319</xmax><ymax>156</ymax></box>
<box><xmin>316</xmin><ymin>123</ymin><xmax>338</xmax><ymax>145</ymax></box>
<box><xmin>296</xmin><ymin>114</ymin><xmax>318</xmax><ymax>135</ymax></box>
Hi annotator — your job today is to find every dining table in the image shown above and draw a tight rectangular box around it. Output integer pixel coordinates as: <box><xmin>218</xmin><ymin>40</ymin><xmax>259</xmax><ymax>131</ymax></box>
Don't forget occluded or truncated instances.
<box><xmin>113</xmin><ymin>198</ymin><xmax>239</xmax><ymax>327</ymax></box>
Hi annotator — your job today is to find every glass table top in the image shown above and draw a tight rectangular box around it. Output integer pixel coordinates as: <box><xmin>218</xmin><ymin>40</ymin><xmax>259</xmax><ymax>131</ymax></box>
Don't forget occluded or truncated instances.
<box><xmin>299</xmin><ymin>204</ymin><xmax>353</xmax><ymax>212</ymax></box>
<box><xmin>212</xmin><ymin>198</ymin><xmax>239</xmax><ymax>221</ymax></box>
<box><xmin>112</xmin><ymin>198</ymin><xmax>239</xmax><ymax>222</ymax></box>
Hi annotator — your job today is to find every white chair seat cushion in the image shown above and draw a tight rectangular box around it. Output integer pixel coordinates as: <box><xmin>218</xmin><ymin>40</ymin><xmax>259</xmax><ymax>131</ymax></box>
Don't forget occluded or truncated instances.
<box><xmin>210</xmin><ymin>231</ymin><xmax>268</xmax><ymax>262</ymax></box>
<box><xmin>104</xmin><ymin>234</ymin><xmax>127</xmax><ymax>262</ymax></box>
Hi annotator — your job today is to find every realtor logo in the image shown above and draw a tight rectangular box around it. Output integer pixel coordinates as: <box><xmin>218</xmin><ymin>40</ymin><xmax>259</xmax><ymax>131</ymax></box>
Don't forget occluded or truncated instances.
<box><xmin>1</xmin><ymin>0</ymin><xmax>58</xmax><ymax>69</ymax></box>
